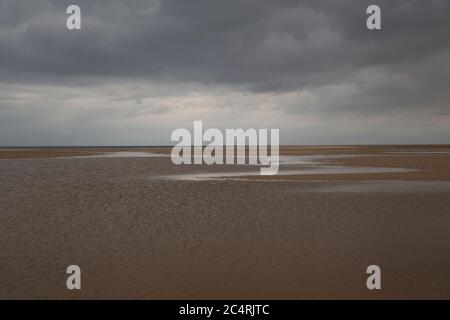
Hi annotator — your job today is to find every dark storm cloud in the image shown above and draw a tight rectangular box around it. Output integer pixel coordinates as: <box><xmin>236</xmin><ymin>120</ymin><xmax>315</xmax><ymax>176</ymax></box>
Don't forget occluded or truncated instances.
<box><xmin>1</xmin><ymin>1</ymin><xmax>449</xmax><ymax>85</ymax></box>
<box><xmin>0</xmin><ymin>0</ymin><xmax>450</xmax><ymax>145</ymax></box>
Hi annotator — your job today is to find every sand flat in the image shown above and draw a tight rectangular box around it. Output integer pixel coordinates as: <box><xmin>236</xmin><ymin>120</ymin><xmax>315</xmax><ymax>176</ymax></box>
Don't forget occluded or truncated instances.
<box><xmin>1</xmin><ymin>145</ymin><xmax>450</xmax><ymax>299</ymax></box>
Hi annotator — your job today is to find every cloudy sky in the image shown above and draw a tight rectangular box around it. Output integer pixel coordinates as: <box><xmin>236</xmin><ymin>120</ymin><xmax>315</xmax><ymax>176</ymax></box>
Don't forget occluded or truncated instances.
<box><xmin>0</xmin><ymin>0</ymin><xmax>449</xmax><ymax>146</ymax></box>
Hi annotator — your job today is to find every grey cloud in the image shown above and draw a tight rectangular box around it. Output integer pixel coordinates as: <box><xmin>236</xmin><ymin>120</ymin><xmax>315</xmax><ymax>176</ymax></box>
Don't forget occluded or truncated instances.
<box><xmin>0</xmin><ymin>0</ymin><xmax>450</xmax><ymax>145</ymax></box>
<box><xmin>1</xmin><ymin>1</ymin><xmax>447</xmax><ymax>83</ymax></box>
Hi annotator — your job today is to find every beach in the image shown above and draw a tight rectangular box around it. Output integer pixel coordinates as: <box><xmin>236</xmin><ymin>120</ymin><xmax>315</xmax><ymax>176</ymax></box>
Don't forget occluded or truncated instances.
<box><xmin>1</xmin><ymin>145</ymin><xmax>450</xmax><ymax>299</ymax></box>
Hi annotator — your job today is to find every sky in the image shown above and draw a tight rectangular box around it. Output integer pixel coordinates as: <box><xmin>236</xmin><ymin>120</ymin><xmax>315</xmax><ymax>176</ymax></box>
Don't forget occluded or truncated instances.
<box><xmin>0</xmin><ymin>0</ymin><xmax>449</xmax><ymax>146</ymax></box>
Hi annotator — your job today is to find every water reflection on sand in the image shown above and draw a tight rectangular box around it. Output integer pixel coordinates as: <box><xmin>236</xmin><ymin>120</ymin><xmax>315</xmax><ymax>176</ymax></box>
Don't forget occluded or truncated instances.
<box><xmin>66</xmin><ymin>151</ymin><xmax>169</xmax><ymax>158</ymax></box>
<box><xmin>56</xmin><ymin>152</ymin><xmax>450</xmax><ymax>194</ymax></box>
<box><xmin>163</xmin><ymin>166</ymin><xmax>414</xmax><ymax>181</ymax></box>
<box><xmin>313</xmin><ymin>181</ymin><xmax>450</xmax><ymax>193</ymax></box>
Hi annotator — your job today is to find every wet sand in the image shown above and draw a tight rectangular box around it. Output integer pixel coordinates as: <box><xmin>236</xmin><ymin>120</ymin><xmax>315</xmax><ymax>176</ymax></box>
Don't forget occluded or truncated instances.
<box><xmin>0</xmin><ymin>147</ymin><xmax>172</xmax><ymax>159</ymax></box>
<box><xmin>1</xmin><ymin>145</ymin><xmax>450</xmax><ymax>299</ymax></box>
